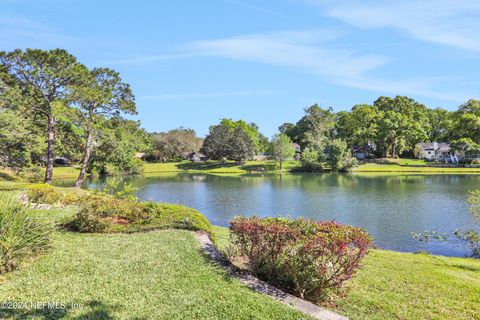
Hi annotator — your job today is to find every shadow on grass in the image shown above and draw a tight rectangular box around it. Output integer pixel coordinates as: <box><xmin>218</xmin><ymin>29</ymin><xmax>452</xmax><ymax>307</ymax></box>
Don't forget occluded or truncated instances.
<box><xmin>177</xmin><ymin>161</ymin><xmax>282</xmax><ymax>173</ymax></box>
<box><xmin>452</xmin><ymin>263</ymin><xmax>480</xmax><ymax>272</ymax></box>
<box><xmin>0</xmin><ymin>300</ymin><xmax>138</xmax><ymax>320</ymax></box>
<box><xmin>176</xmin><ymin>161</ymin><xmax>239</xmax><ymax>171</ymax></box>
<box><xmin>0</xmin><ymin>172</ymin><xmax>17</xmax><ymax>181</ymax></box>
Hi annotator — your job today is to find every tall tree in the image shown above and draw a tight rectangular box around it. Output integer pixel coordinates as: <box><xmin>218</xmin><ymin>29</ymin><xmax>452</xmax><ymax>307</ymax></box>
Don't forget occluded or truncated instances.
<box><xmin>89</xmin><ymin>118</ymin><xmax>150</xmax><ymax>175</ymax></box>
<box><xmin>450</xmin><ymin>99</ymin><xmax>480</xmax><ymax>144</ymax></box>
<box><xmin>428</xmin><ymin>107</ymin><xmax>453</xmax><ymax>142</ymax></box>
<box><xmin>336</xmin><ymin>104</ymin><xmax>378</xmax><ymax>152</ymax></box>
<box><xmin>70</xmin><ymin>68</ymin><xmax>136</xmax><ymax>187</ymax></box>
<box><xmin>201</xmin><ymin>121</ymin><xmax>256</xmax><ymax>162</ymax></box>
<box><xmin>0</xmin><ymin>49</ymin><xmax>87</xmax><ymax>183</ymax></box>
<box><xmin>229</xmin><ymin>127</ymin><xmax>255</xmax><ymax>164</ymax></box>
<box><xmin>219</xmin><ymin>119</ymin><xmax>260</xmax><ymax>151</ymax></box>
<box><xmin>150</xmin><ymin>128</ymin><xmax>202</xmax><ymax>161</ymax></box>
<box><xmin>293</xmin><ymin>104</ymin><xmax>335</xmax><ymax>150</ymax></box>
<box><xmin>374</xmin><ymin>96</ymin><xmax>429</xmax><ymax>157</ymax></box>
<box><xmin>272</xmin><ymin>133</ymin><xmax>295</xmax><ymax>172</ymax></box>
<box><xmin>201</xmin><ymin>124</ymin><xmax>233</xmax><ymax>161</ymax></box>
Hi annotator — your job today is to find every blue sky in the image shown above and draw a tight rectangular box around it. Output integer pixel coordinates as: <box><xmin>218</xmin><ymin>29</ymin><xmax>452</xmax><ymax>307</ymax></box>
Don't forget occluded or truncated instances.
<box><xmin>1</xmin><ymin>0</ymin><xmax>479</xmax><ymax>137</ymax></box>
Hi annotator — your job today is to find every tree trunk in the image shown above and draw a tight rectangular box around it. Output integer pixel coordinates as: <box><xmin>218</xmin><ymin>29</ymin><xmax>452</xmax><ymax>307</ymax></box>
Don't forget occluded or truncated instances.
<box><xmin>76</xmin><ymin>130</ymin><xmax>93</xmax><ymax>188</ymax></box>
<box><xmin>391</xmin><ymin>143</ymin><xmax>396</xmax><ymax>158</ymax></box>
<box><xmin>44</xmin><ymin>115</ymin><xmax>56</xmax><ymax>184</ymax></box>
<box><xmin>279</xmin><ymin>159</ymin><xmax>283</xmax><ymax>172</ymax></box>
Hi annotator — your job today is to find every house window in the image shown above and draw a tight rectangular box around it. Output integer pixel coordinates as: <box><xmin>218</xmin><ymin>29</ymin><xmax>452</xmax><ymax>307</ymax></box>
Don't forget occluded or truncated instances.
<box><xmin>427</xmin><ymin>151</ymin><xmax>431</xmax><ymax>154</ymax></box>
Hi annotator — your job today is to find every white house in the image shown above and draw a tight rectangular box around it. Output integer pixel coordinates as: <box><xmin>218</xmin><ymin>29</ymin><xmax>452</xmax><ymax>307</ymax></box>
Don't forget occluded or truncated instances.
<box><xmin>414</xmin><ymin>142</ymin><xmax>460</xmax><ymax>163</ymax></box>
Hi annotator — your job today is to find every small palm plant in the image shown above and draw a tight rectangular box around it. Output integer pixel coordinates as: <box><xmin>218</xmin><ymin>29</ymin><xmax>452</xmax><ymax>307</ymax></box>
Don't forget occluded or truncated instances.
<box><xmin>0</xmin><ymin>194</ymin><xmax>54</xmax><ymax>273</ymax></box>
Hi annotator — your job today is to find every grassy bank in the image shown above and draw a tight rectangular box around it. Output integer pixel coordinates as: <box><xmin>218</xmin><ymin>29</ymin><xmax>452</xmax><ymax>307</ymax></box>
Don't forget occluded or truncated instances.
<box><xmin>3</xmin><ymin>160</ymin><xmax>480</xmax><ymax>183</ymax></box>
<box><xmin>0</xmin><ymin>230</ymin><xmax>310</xmax><ymax>320</ymax></box>
<box><xmin>352</xmin><ymin>163</ymin><xmax>480</xmax><ymax>174</ymax></box>
<box><xmin>214</xmin><ymin>226</ymin><xmax>480</xmax><ymax>320</ymax></box>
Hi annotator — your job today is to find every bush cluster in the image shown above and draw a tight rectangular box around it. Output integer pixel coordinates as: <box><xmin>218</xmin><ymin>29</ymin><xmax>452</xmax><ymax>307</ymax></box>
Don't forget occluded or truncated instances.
<box><xmin>26</xmin><ymin>184</ymin><xmax>81</xmax><ymax>206</ymax></box>
<box><xmin>0</xmin><ymin>195</ymin><xmax>54</xmax><ymax>274</ymax></box>
<box><xmin>27</xmin><ymin>184</ymin><xmax>65</xmax><ymax>205</ymax></box>
<box><xmin>229</xmin><ymin>217</ymin><xmax>372</xmax><ymax>303</ymax></box>
<box><xmin>65</xmin><ymin>192</ymin><xmax>212</xmax><ymax>234</ymax></box>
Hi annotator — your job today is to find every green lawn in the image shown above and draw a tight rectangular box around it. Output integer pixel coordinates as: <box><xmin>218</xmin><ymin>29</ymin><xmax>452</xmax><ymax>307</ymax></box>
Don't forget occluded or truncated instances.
<box><xmin>213</xmin><ymin>226</ymin><xmax>480</xmax><ymax>320</ymax></box>
<box><xmin>141</xmin><ymin>160</ymin><xmax>299</xmax><ymax>176</ymax></box>
<box><xmin>352</xmin><ymin>163</ymin><xmax>480</xmax><ymax>173</ymax></box>
<box><xmin>4</xmin><ymin>160</ymin><xmax>480</xmax><ymax>183</ymax></box>
<box><xmin>0</xmin><ymin>230</ymin><xmax>312</xmax><ymax>320</ymax></box>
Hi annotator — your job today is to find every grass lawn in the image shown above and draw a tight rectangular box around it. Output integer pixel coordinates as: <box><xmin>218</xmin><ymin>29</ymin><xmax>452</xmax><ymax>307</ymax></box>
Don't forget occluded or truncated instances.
<box><xmin>353</xmin><ymin>163</ymin><xmax>480</xmax><ymax>174</ymax></box>
<box><xmin>141</xmin><ymin>160</ymin><xmax>299</xmax><ymax>176</ymax></box>
<box><xmin>0</xmin><ymin>229</ymin><xmax>312</xmax><ymax>320</ymax></box>
<box><xmin>213</xmin><ymin>226</ymin><xmax>480</xmax><ymax>320</ymax></box>
<box><xmin>5</xmin><ymin>160</ymin><xmax>480</xmax><ymax>183</ymax></box>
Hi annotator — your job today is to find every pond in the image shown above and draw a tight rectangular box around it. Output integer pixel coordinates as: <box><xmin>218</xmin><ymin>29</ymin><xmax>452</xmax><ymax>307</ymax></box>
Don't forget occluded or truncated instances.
<box><xmin>69</xmin><ymin>173</ymin><xmax>480</xmax><ymax>257</ymax></box>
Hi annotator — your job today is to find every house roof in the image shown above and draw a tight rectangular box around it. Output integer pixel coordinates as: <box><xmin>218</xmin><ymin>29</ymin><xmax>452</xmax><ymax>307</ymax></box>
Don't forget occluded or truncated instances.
<box><xmin>417</xmin><ymin>142</ymin><xmax>450</xmax><ymax>151</ymax></box>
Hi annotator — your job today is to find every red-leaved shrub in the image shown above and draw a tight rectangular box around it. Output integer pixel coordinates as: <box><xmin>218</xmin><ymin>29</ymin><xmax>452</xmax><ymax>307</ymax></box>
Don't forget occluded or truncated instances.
<box><xmin>229</xmin><ymin>217</ymin><xmax>373</xmax><ymax>303</ymax></box>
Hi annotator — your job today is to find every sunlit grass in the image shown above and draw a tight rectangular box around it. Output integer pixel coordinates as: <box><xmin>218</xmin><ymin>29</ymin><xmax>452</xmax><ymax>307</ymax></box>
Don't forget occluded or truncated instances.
<box><xmin>213</xmin><ymin>226</ymin><xmax>480</xmax><ymax>320</ymax></box>
<box><xmin>353</xmin><ymin>163</ymin><xmax>480</xmax><ymax>173</ymax></box>
<box><xmin>0</xmin><ymin>230</ymin><xmax>312</xmax><ymax>319</ymax></box>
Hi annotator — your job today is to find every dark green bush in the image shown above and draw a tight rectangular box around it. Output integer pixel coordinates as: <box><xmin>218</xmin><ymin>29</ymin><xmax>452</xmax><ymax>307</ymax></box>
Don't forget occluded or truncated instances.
<box><xmin>0</xmin><ymin>195</ymin><xmax>54</xmax><ymax>273</ymax></box>
<box><xmin>66</xmin><ymin>193</ymin><xmax>212</xmax><ymax>234</ymax></box>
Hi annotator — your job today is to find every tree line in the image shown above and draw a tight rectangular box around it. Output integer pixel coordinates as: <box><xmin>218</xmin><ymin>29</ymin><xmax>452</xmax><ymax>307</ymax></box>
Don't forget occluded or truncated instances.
<box><xmin>0</xmin><ymin>49</ymin><xmax>150</xmax><ymax>186</ymax></box>
<box><xmin>146</xmin><ymin>97</ymin><xmax>480</xmax><ymax>171</ymax></box>
<box><xmin>280</xmin><ymin>97</ymin><xmax>480</xmax><ymax>159</ymax></box>
<box><xmin>2</xmin><ymin>49</ymin><xmax>480</xmax><ymax>179</ymax></box>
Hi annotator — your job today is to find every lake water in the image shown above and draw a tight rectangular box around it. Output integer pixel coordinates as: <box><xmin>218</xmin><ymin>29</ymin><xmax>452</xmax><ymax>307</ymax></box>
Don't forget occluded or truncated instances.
<box><xmin>78</xmin><ymin>173</ymin><xmax>480</xmax><ymax>257</ymax></box>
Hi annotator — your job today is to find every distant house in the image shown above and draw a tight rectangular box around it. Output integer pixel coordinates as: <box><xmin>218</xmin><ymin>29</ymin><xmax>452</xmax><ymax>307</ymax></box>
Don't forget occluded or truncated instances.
<box><xmin>188</xmin><ymin>152</ymin><xmax>207</xmax><ymax>162</ymax></box>
<box><xmin>352</xmin><ymin>144</ymin><xmax>374</xmax><ymax>160</ymax></box>
<box><xmin>254</xmin><ymin>153</ymin><xmax>270</xmax><ymax>161</ymax></box>
<box><xmin>53</xmin><ymin>157</ymin><xmax>69</xmax><ymax>166</ymax></box>
<box><xmin>135</xmin><ymin>152</ymin><xmax>145</xmax><ymax>159</ymax></box>
<box><xmin>414</xmin><ymin>142</ymin><xmax>460</xmax><ymax>163</ymax></box>
<box><xmin>292</xmin><ymin>143</ymin><xmax>301</xmax><ymax>153</ymax></box>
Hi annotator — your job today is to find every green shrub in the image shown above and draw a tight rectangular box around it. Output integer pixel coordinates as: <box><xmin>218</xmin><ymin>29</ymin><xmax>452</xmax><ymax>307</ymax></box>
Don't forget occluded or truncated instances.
<box><xmin>27</xmin><ymin>184</ymin><xmax>64</xmax><ymax>205</ymax></box>
<box><xmin>66</xmin><ymin>192</ymin><xmax>146</xmax><ymax>232</ymax></box>
<box><xmin>65</xmin><ymin>193</ymin><xmax>212</xmax><ymax>234</ymax></box>
<box><xmin>145</xmin><ymin>202</ymin><xmax>212</xmax><ymax>233</ymax></box>
<box><xmin>0</xmin><ymin>195</ymin><xmax>54</xmax><ymax>274</ymax></box>
<box><xmin>230</xmin><ymin>217</ymin><xmax>373</xmax><ymax>303</ymax></box>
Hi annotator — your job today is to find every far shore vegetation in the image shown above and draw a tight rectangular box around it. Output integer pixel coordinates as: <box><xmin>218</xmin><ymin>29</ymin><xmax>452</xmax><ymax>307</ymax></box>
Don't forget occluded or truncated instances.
<box><xmin>1</xmin><ymin>48</ymin><xmax>480</xmax><ymax>319</ymax></box>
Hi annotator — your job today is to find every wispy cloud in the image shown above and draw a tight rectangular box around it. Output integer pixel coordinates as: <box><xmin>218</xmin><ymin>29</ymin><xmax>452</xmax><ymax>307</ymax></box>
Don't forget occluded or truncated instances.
<box><xmin>225</xmin><ymin>0</ymin><xmax>287</xmax><ymax>17</ymax></box>
<box><xmin>188</xmin><ymin>30</ymin><xmax>473</xmax><ymax>101</ymax></box>
<box><xmin>191</xmin><ymin>30</ymin><xmax>388</xmax><ymax>78</ymax></box>
<box><xmin>105</xmin><ymin>52</ymin><xmax>208</xmax><ymax>65</ymax></box>
<box><xmin>111</xmin><ymin>29</ymin><xmax>474</xmax><ymax>102</ymax></box>
<box><xmin>305</xmin><ymin>0</ymin><xmax>480</xmax><ymax>53</ymax></box>
<box><xmin>142</xmin><ymin>90</ymin><xmax>276</xmax><ymax>100</ymax></box>
<box><xmin>0</xmin><ymin>16</ymin><xmax>74</xmax><ymax>46</ymax></box>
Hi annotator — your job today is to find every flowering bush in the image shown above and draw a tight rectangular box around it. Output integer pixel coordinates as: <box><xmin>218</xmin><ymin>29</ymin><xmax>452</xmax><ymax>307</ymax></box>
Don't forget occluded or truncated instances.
<box><xmin>230</xmin><ymin>217</ymin><xmax>373</xmax><ymax>303</ymax></box>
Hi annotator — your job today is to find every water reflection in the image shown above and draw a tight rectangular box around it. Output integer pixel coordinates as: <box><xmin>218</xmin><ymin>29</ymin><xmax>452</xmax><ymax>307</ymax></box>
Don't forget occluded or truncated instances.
<box><xmin>59</xmin><ymin>173</ymin><xmax>480</xmax><ymax>257</ymax></box>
